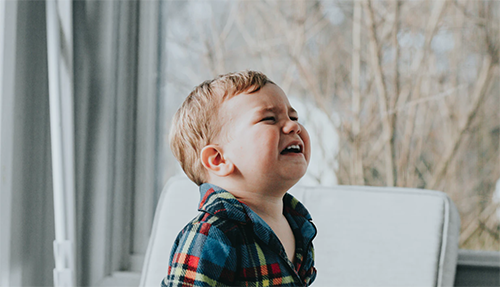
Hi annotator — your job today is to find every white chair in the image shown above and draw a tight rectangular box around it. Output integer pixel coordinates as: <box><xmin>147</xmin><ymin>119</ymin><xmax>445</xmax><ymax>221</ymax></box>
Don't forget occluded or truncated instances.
<box><xmin>140</xmin><ymin>175</ymin><xmax>461</xmax><ymax>287</ymax></box>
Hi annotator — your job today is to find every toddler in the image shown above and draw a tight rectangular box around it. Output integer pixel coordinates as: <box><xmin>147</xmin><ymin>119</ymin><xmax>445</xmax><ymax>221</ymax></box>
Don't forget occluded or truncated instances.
<box><xmin>164</xmin><ymin>70</ymin><xmax>317</xmax><ymax>286</ymax></box>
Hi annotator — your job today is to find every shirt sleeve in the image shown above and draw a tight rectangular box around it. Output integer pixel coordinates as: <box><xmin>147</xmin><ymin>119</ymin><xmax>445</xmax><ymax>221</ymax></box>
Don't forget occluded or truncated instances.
<box><xmin>163</xmin><ymin>221</ymin><xmax>238</xmax><ymax>287</ymax></box>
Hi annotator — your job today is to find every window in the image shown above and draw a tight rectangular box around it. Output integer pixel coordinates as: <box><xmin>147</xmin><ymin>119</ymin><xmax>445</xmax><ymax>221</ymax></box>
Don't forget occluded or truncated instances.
<box><xmin>160</xmin><ymin>0</ymin><xmax>499</xmax><ymax>252</ymax></box>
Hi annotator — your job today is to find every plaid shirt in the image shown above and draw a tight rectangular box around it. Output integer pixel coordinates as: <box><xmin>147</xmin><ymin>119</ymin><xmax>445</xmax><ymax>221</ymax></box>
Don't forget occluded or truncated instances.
<box><xmin>163</xmin><ymin>183</ymin><xmax>317</xmax><ymax>286</ymax></box>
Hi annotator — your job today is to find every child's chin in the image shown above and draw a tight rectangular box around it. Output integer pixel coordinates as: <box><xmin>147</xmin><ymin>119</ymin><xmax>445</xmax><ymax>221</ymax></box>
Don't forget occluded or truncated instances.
<box><xmin>284</xmin><ymin>169</ymin><xmax>308</xmax><ymax>183</ymax></box>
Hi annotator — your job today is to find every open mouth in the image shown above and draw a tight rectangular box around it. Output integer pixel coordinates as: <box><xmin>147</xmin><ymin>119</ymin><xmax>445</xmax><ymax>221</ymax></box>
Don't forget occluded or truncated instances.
<box><xmin>281</xmin><ymin>144</ymin><xmax>302</xmax><ymax>155</ymax></box>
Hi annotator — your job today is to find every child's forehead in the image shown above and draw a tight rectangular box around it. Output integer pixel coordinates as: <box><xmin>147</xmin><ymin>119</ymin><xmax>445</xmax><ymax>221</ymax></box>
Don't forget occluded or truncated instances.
<box><xmin>223</xmin><ymin>94</ymin><xmax>297</xmax><ymax>117</ymax></box>
<box><xmin>224</xmin><ymin>84</ymin><xmax>295</xmax><ymax>111</ymax></box>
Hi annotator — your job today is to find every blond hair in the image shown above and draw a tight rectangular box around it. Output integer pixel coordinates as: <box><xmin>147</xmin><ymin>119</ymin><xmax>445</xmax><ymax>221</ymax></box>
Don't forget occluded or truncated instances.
<box><xmin>169</xmin><ymin>70</ymin><xmax>274</xmax><ymax>185</ymax></box>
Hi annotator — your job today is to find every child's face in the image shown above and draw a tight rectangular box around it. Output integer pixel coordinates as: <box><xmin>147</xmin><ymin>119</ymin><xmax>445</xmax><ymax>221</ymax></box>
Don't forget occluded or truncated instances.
<box><xmin>217</xmin><ymin>83</ymin><xmax>311</xmax><ymax>192</ymax></box>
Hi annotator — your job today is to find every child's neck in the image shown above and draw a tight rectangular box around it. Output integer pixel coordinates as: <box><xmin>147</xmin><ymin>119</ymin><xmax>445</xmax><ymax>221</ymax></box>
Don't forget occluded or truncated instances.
<box><xmin>210</xmin><ymin>178</ymin><xmax>290</xmax><ymax>220</ymax></box>
<box><xmin>231</xmin><ymin>189</ymin><xmax>285</xmax><ymax>221</ymax></box>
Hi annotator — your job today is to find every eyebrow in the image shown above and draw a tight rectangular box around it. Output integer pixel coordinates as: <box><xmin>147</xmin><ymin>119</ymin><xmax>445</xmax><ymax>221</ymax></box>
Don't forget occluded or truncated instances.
<box><xmin>256</xmin><ymin>106</ymin><xmax>298</xmax><ymax>115</ymax></box>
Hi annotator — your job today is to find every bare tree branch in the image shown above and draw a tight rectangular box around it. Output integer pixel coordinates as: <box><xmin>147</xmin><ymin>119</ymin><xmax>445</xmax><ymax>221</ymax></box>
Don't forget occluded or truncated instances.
<box><xmin>351</xmin><ymin>0</ymin><xmax>364</xmax><ymax>185</ymax></box>
<box><xmin>429</xmin><ymin>56</ymin><xmax>497</xmax><ymax>189</ymax></box>
<box><xmin>363</xmin><ymin>0</ymin><xmax>395</xmax><ymax>186</ymax></box>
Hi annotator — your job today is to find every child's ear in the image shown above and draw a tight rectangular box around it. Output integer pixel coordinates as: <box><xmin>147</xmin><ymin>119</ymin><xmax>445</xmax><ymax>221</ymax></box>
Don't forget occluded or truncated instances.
<box><xmin>200</xmin><ymin>145</ymin><xmax>234</xmax><ymax>177</ymax></box>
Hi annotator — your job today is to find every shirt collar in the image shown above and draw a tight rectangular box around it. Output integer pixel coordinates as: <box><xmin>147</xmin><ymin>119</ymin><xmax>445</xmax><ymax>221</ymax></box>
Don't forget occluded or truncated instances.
<box><xmin>198</xmin><ymin>183</ymin><xmax>313</xmax><ymax>223</ymax></box>
<box><xmin>198</xmin><ymin>183</ymin><xmax>250</xmax><ymax>223</ymax></box>
<box><xmin>199</xmin><ymin>183</ymin><xmax>317</xmax><ymax>273</ymax></box>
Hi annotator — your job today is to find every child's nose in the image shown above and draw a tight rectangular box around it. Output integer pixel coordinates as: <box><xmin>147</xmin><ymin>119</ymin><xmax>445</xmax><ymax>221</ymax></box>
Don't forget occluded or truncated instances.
<box><xmin>283</xmin><ymin>119</ymin><xmax>301</xmax><ymax>134</ymax></box>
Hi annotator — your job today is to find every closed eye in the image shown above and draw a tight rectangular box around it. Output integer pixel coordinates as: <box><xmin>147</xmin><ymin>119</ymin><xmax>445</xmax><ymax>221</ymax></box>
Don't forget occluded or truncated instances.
<box><xmin>261</xmin><ymin>116</ymin><xmax>276</xmax><ymax>122</ymax></box>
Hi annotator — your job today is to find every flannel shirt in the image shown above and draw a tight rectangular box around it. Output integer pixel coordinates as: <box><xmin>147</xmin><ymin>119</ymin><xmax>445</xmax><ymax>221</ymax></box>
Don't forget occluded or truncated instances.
<box><xmin>162</xmin><ymin>183</ymin><xmax>317</xmax><ymax>287</ymax></box>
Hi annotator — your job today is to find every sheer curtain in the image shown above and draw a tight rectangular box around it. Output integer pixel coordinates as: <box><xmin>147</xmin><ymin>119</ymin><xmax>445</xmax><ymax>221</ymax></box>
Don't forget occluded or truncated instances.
<box><xmin>73</xmin><ymin>0</ymin><xmax>164</xmax><ymax>285</ymax></box>
<box><xmin>0</xmin><ymin>1</ymin><xmax>54</xmax><ymax>286</ymax></box>
<box><xmin>0</xmin><ymin>1</ymin><xmax>164</xmax><ymax>286</ymax></box>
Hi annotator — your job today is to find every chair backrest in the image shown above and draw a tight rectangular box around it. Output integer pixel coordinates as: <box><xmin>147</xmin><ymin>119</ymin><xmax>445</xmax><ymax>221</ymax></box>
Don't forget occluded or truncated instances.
<box><xmin>140</xmin><ymin>175</ymin><xmax>461</xmax><ymax>287</ymax></box>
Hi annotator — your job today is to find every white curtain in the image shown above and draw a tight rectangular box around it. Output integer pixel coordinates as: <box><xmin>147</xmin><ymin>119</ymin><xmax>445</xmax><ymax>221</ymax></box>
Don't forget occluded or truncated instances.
<box><xmin>0</xmin><ymin>1</ymin><xmax>164</xmax><ymax>286</ymax></box>
<box><xmin>0</xmin><ymin>1</ymin><xmax>54</xmax><ymax>286</ymax></box>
